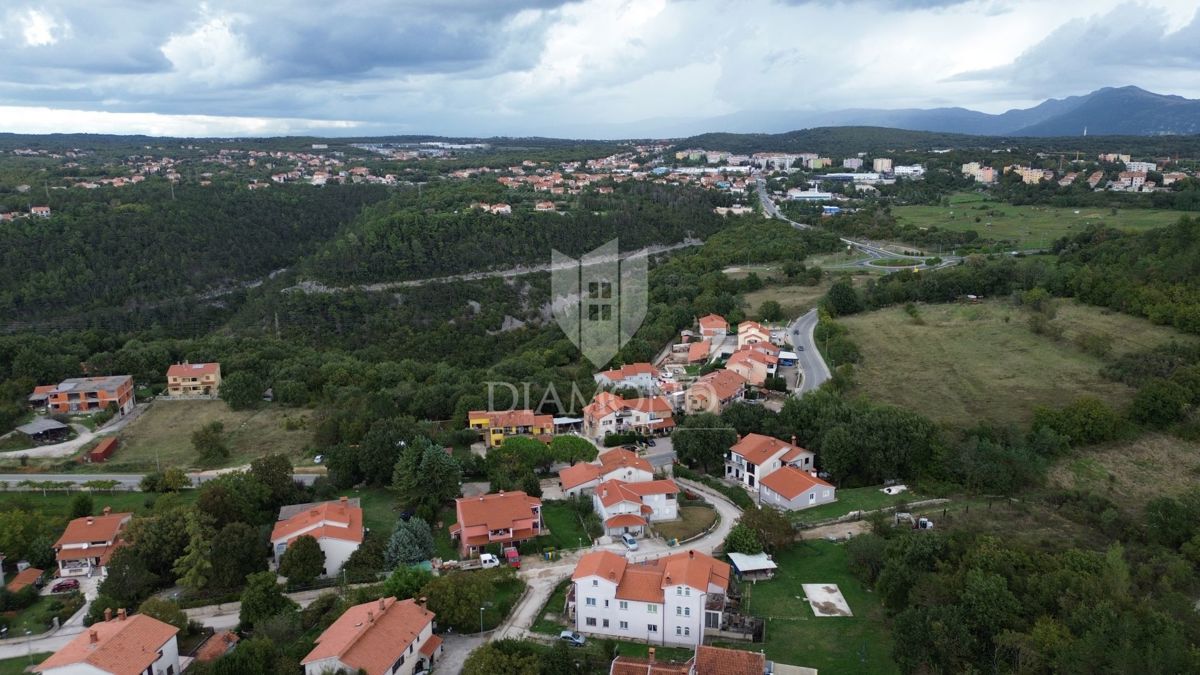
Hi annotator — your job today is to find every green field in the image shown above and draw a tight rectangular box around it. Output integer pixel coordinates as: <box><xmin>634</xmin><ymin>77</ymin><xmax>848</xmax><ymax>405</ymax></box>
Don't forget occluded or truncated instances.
<box><xmin>1050</xmin><ymin>433</ymin><xmax>1200</xmax><ymax>511</ymax></box>
<box><xmin>790</xmin><ymin>486</ymin><xmax>922</xmax><ymax>526</ymax></box>
<box><xmin>103</xmin><ymin>401</ymin><xmax>316</xmax><ymax>471</ymax></box>
<box><xmin>743</xmin><ymin>280</ymin><xmax>832</xmax><ymax>317</ymax></box>
<box><xmin>839</xmin><ymin>300</ymin><xmax>1191</xmax><ymax>428</ymax></box>
<box><xmin>0</xmin><ymin>489</ymin><xmax>197</xmax><ymax>518</ymax></box>
<box><xmin>651</xmin><ymin>505</ymin><xmax>718</xmax><ymax>541</ymax></box>
<box><xmin>721</xmin><ymin>540</ymin><xmax>897</xmax><ymax>674</ymax></box>
<box><xmin>0</xmin><ymin>653</ymin><xmax>51</xmax><ymax>675</ymax></box>
<box><xmin>3</xmin><ymin>593</ymin><xmax>85</xmax><ymax>635</ymax></box>
<box><xmin>894</xmin><ymin>193</ymin><xmax>1188</xmax><ymax>250</ymax></box>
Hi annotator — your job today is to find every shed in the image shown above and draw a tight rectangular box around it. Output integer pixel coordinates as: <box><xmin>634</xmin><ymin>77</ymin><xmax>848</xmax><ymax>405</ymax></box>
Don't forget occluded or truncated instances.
<box><xmin>727</xmin><ymin>552</ymin><xmax>779</xmax><ymax>582</ymax></box>
<box><xmin>15</xmin><ymin>418</ymin><xmax>69</xmax><ymax>442</ymax></box>
<box><xmin>89</xmin><ymin>437</ymin><xmax>119</xmax><ymax>463</ymax></box>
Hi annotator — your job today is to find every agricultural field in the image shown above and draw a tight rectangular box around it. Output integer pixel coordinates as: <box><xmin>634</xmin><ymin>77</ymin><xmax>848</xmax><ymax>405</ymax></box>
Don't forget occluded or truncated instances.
<box><xmin>97</xmin><ymin>401</ymin><xmax>316</xmax><ymax>471</ymax></box>
<box><xmin>893</xmin><ymin>192</ymin><xmax>1188</xmax><ymax>250</ymax></box>
<box><xmin>742</xmin><ymin>280</ymin><xmax>832</xmax><ymax>317</ymax></box>
<box><xmin>1049</xmin><ymin>433</ymin><xmax>1200</xmax><ymax>511</ymax></box>
<box><xmin>717</xmin><ymin>540</ymin><xmax>897</xmax><ymax>674</ymax></box>
<box><xmin>838</xmin><ymin>300</ymin><xmax>1192</xmax><ymax>428</ymax></box>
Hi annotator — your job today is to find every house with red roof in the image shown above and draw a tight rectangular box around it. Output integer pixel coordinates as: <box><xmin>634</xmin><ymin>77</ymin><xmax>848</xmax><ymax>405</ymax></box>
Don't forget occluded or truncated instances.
<box><xmin>593</xmin><ymin>478</ymin><xmax>680</xmax><ymax>537</ymax></box>
<box><xmin>468</xmin><ymin>409</ymin><xmax>554</xmax><ymax>448</ymax></box>
<box><xmin>448</xmin><ymin>491</ymin><xmax>542</xmax><ymax>558</ymax></box>
<box><xmin>302</xmin><ymin>597</ymin><xmax>441</xmax><ymax>675</ymax></box>
<box><xmin>271</xmin><ymin>497</ymin><xmax>364</xmax><ymax>577</ymax></box>
<box><xmin>582</xmin><ymin>392</ymin><xmax>675</xmax><ymax>441</ymax></box>
<box><xmin>686</xmin><ymin>340</ymin><xmax>711</xmax><ymax>364</ymax></box>
<box><xmin>53</xmin><ymin>508</ymin><xmax>132</xmax><ymax>578</ymax></box>
<box><xmin>35</xmin><ymin>609</ymin><xmax>179</xmax><ymax>675</ymax></box>
<box><xmin>726</xmin><ymin>433</ymin><xmax>815</xmax><ymax>491</ymax></box>
<box><xmin>558</xmin><ymin>448</ymin><xmax>654</xmax><ymax>498</ymax></box>
<box><xmin>610</xmin><ymin>644</ymin><xmax>791</xmax><ymax>675</ymax></box>
<box><xmin>736</xmin><ymin>321</ymin><xmax>771</xmax><ymax>349</ymax></box>
<box><xmin>725</xmin><ymin>345</ymin><xmax>779</xmax><ymax>387</ymax></box>
<box><xmin>685</xmin><ymin>370</ymin><xmax>746</xmax><ymax>414</ymax></box>
<box><xmin>697</xmin><ymin>314</ymin><xmax>728</xmax><ymax>339</ymax></box>
<box><xmin>594</xmin><ymin>363</ymin><xmax>662</xmax><ymax>391</ymax></box>
<box><xmin>165</xmin><ymin>361</ymin><xmax>221</xmax><ymax>397</ymax></box>
<box><xmin>570</xmin><ymin>549</ymin><xmax>730</xmax><ymax>647</ymax></box>
<box><xmin>759</xmin><ymin>465</ymin><xmax>836</xmax><ymax>511</ymax></box>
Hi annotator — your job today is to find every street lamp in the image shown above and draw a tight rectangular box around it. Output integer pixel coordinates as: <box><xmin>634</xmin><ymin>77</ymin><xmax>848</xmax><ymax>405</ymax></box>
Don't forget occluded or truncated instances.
<box><xmin>480</xmin><ymin>606</ymin><xmax>485</xmax><ymax>634</ymax></box>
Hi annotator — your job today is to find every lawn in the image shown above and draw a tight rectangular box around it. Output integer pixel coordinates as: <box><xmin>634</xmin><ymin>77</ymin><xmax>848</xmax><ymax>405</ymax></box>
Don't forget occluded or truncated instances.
<box><xmin>721</xmin><ymin>540</ymin><xmax>898</xmax><ymax>674</ymax></box>
<box><xmin>537</xmin><ymin>501</ymin><xmax>592</xmax><ymax>551</ymax></box>
<box><xmin>839</xmin><ymin>300</ymin><xmax>1190</xmax><ymax>428</ymax></box>
<box><xmin>100</xmin><ymin>401</ymin><xmax>316</xmax><ymax>471</ymax></box>
<box><xmin>1049</xmin><ymin>433</ymin><xmax>1200</xmax><ymax>511</ymax></box>
<box><xmin>652</xmin><ymin>505</ymin><xmax>718</xmax><ymax>542</ymax></box>
<box><xmin>789</xmin><ymin>486</ymin><xmax>922</xmax><ymax>526</ymax></box>
<box><xmin>531</xmin><ymin>579</ymin><xmax>571</xmax><ymax>635</ymax></box>
<box><xmin>2</xmin><ymin>592</ymin><xmax>85</xmax><ymax>635</ymax></box>
<box><xmin>893</xmin><ymin>195</ymin><xmax>1188</xmax><ymax>250</ymax></box>
<box><xmin>0</xmin><ymin>653</ymin><xmax>51</xmax><ymax>674</ymax></box>
<box><xmin>0</xmin><ymin>490</ymin><xmax>197</xmax><ymax>518</ymax></box>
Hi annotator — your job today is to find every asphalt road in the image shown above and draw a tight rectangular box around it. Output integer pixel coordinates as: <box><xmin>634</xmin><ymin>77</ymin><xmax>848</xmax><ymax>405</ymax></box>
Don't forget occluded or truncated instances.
<box><xmin>787</xmin><ymin>308</ymin><xmax>832</xmax><ymax>394</ymax></box>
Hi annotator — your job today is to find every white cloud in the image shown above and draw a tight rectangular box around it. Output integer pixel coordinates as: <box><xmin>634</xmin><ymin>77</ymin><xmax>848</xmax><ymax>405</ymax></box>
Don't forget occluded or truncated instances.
<box><xmin>18</xmin><ymin>8</ymin><xmax>67</xmax><ymax>47</ymax></box>
<box><xmin>0</xmin><ymin>105</ymin><xmax>361</xmax><ymax>136</ymax></box>
<box><xmin>160</xmin><ymin>13</ymin><xmax>265</xmax><ymax>86</ymax></box>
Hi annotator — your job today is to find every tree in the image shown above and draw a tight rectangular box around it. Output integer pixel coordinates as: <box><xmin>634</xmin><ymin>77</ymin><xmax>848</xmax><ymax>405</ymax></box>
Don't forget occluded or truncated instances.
<box><xmin>385</xmin><ymin>518</ymin><xmax>436</xmax><ymax>567</ymax></box>
<box><xmin>758</xmin><ymin>300</ymin><xmax>784</xmax><ymax>322</ymax></box>
<box><xmin>738</xmin><ymin>506</ymin><xmax>794</xmax><ymax>552</ymax></box>
<box><xmin>221</xmin><ymin>371</ymin><xmax>264</xmax><ymax>411</ymax></box>
<box><xmin>239</xmin><ymin>571</ymin><xmax>297</xmax><ymax>630</ymax></box>
<box><xmin>278</xmin><ymin>535</ymin><xmax>325</xmax><ymax>585</ymax></box>
<box><xmin>197</xmin><ymin>472</ymin><xmax>269</xmax><ymax>526</ymax></box>
<box><xmin>674</xmin><ymin>413</ymin><xmax>737</xmax><ymax>473</ymax></box>
<box><xmin>394</xmin><ymin>439</ymin><xmax>462</xmax><ymax>521</ymax></box>
<box><xmin>723</xmin><ymin>523</ymin><xmax>763</xmax><ymax>555</ymax></box>
<box><xmin>125</xmin><ymin>507</ymin><xmax>190</xmax><ymax>578</ymax></box>
<box><xmin>342</xmin><ymin>532</ymin><xmax>386</xmax><ymax>583</ymax></box>
<box><xmin>1129</xmin><ymin>378</ymin><xmax>1191</xmax><ymax>428</ymax></box>
<box><xmin>461</xmin><ymin>640</ymin><xmax>540</xmax><ymax>675</ymax></box>
<box><xmin>208</xmin><ymin>522</ymin><xmax>267</xmax><ymax>589</ymax></box>
<box><xmin>159</xmin><ymin>468</ymin><xmax>190</xmax><ymax>492</ymax></box>
<box><xmin>382</xmin><ymin>566</ymin><xmax>433</xmax><ymax>600</ymax></box>
<box><xmin>823</xmin><ymin>279</ymin><xmax>863</xmax><ymax>316</ymax></box>
<box><xmin>192</xmin><ymin>421</ymin><xmax>230</xmax><ymax>464</ymax></box>
<box><xmin>420</xmin><ymin>571</ymin><xmax>497</xmax><ymax>632</ymax></box>
<box><xmin>173</xmin><ymin>511</ymin><xmax>213</xmax><ymax>592</ymax></box>
<box><xmin>138</xmin><ymin>597</ymin><xmax>190</xmax><ymax>632</ymax></box>
<box><xmin>69</xmin><ymin>493</ymin><xmax>93</xmax><ymax>519</ymax></box>
<box><xmin>549</xmin><ymin>435</ymin><xmax>598</xmax><ymax>465</ymax></box>
<box><xmin>98</xmin><ymin>547</ymin><xmax>160</xmax><ymax>607</ymax></box>
<box><xmin>249</xmin><ymin>454</ymin><xmax>298</xmax><ymax>509</ymax></box>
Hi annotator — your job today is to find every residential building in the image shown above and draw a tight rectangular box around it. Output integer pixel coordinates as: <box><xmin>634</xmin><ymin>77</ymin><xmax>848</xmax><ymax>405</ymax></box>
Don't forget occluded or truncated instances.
<box><xmin>697</xmin><ymin>314</ymin><xmax>727</xmax><ymax>339</ymax></box>
<box><xmin>30</xmin><ymin>206</ymin><xmax>51</xmax><ymax>218</ymax></box>
<box><xmin>686</xmin><ymin>341</ymin><xmax>711</xmax><ymax>364</ymax></box>
<box><xmin>1116</xmin><ymin>171</ymin><xmax>1147</xmax><ymax>190</ymax></box>
<box><xmin>725</xmin><ymin>433</ymin><xmax>814</xmax><ymax>491</ymax></box>
<box><xmin>842</xmin><ymin>158</ymin><xmax>863</xmax><ymax>170</ymax></box>
<box><xmin>1162</xmin><ymin>172</ymin><xmax>1189</xmax><ymax>186</ymax></box>
<box><xmin>165</xmin><ymin>362</ymin><xmax>221</xmax><ymax>397</ymax></box>
<box><xmin>1126</xmin><ymin>160</ymin><xmax>1156</xmax><ymax>173</ymax></box>
<box><xmin>46</xmin><ymin>376</ymin><xmax>135</xmax><ymax>415</ymax></box>
<box><xmin>1008</xmin><ymin>166</ymin><xmax>1046</xmax><ymax>185</ymax></box>
<box><xmin>1087</xmin><ymin>171</ymin><xmax>1106</xmax><ymax>188</ymax></box>
<box><xmin>559</xmin><ymin>448</ymin><xmax>655</xmax><ymax>497</ymax></box>
<box><xmin>27</xmin><ymin>384</ymin><xmax>55</xmax><ymax>410</ymax></box>
<box><xmin>893</xmin><ymin>164</ymin><xmax>925</xmax><ymax>178</ymax></box>
<box><xmin>685</xmin><ymin>370</ymin><xmax>746</xmax><ymax>414</ymax></box>
<box><xmin>594</xmin><ymin>363</ymin><xmax>662</xmax><ymax>391</ymax></box>
<box><xmin>871</xmin><ymin>158</ymin><xmax>893</xmax><ymax>173</ymax></box>
<box><xmin>583</xmin><ymin>392</ymin><xmax>675</xmax><ymax>441</ymax></box>
<box><xmin>449</xmin><ymin>491</ymin><xmax>542</xmax><ymax>558</ymax></box>
<box><xmin>53</xmin><ymin>508</ymin><xmax>131</xmax><ymax>578</ymax></box>
<box><xmin>594</xmin><ymin>479</ymin><xmax>680</xmax><ymax>536</ymax></box>
<box><xmin>724</xmin><ymin>345</ymin><xmax>778</xmax><ymax>387</ymax></box>
<box><xmin>535</xmin><ymin>201</ymin><xmax>556</xmax><ymax>211</ymax></box>
<box><xmin>759</xmin><ymin>466</ymin><xmax>837</xmax><ymax>511</ymax></box>
<box><xmin>1099</xmin><ymin>153</ymin><xmax>1131</xmax><ymax>163</ymax></box>
<box><xmin>961</xmin><ymin>162</ymin><xmax>997</xmax><ymax>183</ymax></box>
<box><xmin>611</xmin><ymin>644</ymin><xmax>794</xmax><ymax>675</ymax></box>
<box><xmin>271</xmin><ymin>497</ymin><xmax>364</xmax><ymax>577</ymax></box>
<box><xmin>302</xmin><ymin>597</ymin><xmax>441</xmax><ymax>675</ymax></box>
<box><xmin>570</xmin><ymin>549</ymin><xmax>731</xmax><ymax>647</ymax></box>
<box><xmin>468</xmin><ymin>409</ymin><xmax>554</xmax><ymax>448</ymax></box>
<box><xmin>736</xmin><ymin>321</ymin><xmax>770</xmax><ymax>349</ymax></box>
<box><xmin>35</xmin><ymin>610</ymin><xmax>179</xmax><ymax>675</ymax></box>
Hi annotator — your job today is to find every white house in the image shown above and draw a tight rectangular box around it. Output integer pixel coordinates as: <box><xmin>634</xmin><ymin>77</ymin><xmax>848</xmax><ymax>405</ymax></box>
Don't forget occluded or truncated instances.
<box><xmin>593</xmin><ymin>479</ymin><xmax>680</xmax><ymax>537</ymax></box>
<box><xmin>758</xmin><ymin>466</ymin><xmax>837</xmax><ymax>511</ymax></box>
<box><xmin>271</xmin><ymin>497</ymin><xmax>364</xmax><ymax>578</ymax></box>
<box><xmin>558</xmin><ymin>448</ymin><xmax>655</xmax><ymax>498</ymax></box>
<box><xmin>725</xmin><ymin>433</ymin><xmax>814</xmax><ymax>491</ymax></box>
<box><xmin>570</xmin><ymin>549</ymin><xmax>731</xmax><ymax>647</ymax></box>
<box><xmin>302</xmin><ymin>597</ymin><xmax>442</xmax><ymax>675</ymax></box>
<box><xmin>583</xmin><ymin>392</ymin><xmax>675</xmax><ymax>441</ymax></box>
<box><xmin>736</xmin><ymin>321</ymin><xmax>770</xmax><ymax>349</ymax></box>
<box><xmin>52</xmin><ymin>508</ymin><xmax>132</xmax><ymax>578</ymax></box>
<box><xmin>35</xmin><ymin>610</ymin><xmax>179</xmax><ymax>675</ymax></box>
<box><xmin>593</xmin><ymin>363</ymin><xmax>661</xmax><ymax>392</ymax></box>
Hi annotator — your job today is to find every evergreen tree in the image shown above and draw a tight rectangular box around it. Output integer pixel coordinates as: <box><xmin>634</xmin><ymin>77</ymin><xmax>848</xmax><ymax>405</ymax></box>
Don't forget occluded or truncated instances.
<box><xmin>173</xmin><ymin>512</ymin><xmax>213</xmax><ymax>592</ymax></box>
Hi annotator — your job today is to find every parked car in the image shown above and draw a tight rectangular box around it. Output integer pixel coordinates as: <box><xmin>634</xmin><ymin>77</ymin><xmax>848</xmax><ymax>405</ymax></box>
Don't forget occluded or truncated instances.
<box><xmin>560</xmin><ymin>630</ymin><xmax>586</xmax><ymax>646</ymax></box>
<box><xmin>51</xmin><ymin>579</ymin><xmax>79</xmax><ymax>593</ymax></box>
<box><xmin>621</xmin><ymin>533</ymin><xmax>639</xmax><ymax>550</ymax></box>
<box><xmin>313</xmin><ymin>454</ymin><xmax>324</xmax><ymax>464</ymax></box>
<box><xmin>621</xmin><ymin>444</ymin><xmax>639</xmax><ymax>451</ymax></box>
<box><xmin>646</xmin><ymin>438</ymin><xmax>656</xmax><ymax>447</ymax></box>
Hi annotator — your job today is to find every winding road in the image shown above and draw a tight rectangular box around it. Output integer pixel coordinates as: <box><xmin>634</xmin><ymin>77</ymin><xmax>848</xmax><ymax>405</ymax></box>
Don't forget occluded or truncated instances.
<box><xmin>786</xmin><ymin>309</ymin><xmax>833</xmax><ymax>394</ymax></box>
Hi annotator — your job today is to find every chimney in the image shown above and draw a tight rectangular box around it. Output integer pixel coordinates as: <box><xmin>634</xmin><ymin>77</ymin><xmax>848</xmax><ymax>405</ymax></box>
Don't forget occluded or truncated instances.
<box><xmin>86</xmin><ymin>517</ymin><xmax>95</xmax><ymax>525</ymax></box>
<box><xmin>367</xmin><ymin>611</ymin><xmax>375</xmax><ymax>624</ymax></box>
<box><xmin>104</xmin><ymin>608</ymin><xmax>112</xmax><ymax>622</ymax></box>
<box><xmin>340</xmin><ymin>496</ymin><xmax>348</xmax><ymax>504</ymax></box>
<box><xmin>418</xmin><ymin>596</ymin><xmax>427</xmax><ymax>609</ymax></box>
<box><xmin>648</xmin><ymin>647</ymin><xmax>656</xmax><ymax>663</ymax></box>
<box><xmin>791</xmin><ymin>435</ymin><xmax>797</xmax><ymax>445</ymax></box>
<box><xmin>689</xmin><ymin>550</ymin><xmax>695</xmax><ymax>559</ymax></box>
<box><xmin>117</xmin><ymin>608</ymin><xmax>126</xmax><ymax>621</ymax></box>
<box><xmin>89</xmin><ymin>629</ymin><xmax>99</xmax><ymax>644</ymax></box>
<box><xmin>380</xmin><ymin>597</ymin><xmax>387</xmax><ymax>611</ymax></box>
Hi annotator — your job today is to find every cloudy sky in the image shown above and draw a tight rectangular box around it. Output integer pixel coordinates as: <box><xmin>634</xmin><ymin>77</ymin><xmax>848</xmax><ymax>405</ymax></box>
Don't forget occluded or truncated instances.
<box><xmin>1</xmin><ymin>0</ymin><xmax>1198</xmax><ymax>138</ymax></box>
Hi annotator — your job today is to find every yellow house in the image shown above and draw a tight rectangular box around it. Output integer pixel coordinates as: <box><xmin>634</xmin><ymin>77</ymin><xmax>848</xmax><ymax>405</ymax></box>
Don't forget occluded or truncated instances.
<box><xmin>166</xmin><ymin>362</ymin><xmax>222</xmax><ymax>397</ymax></box>
<box><xmin>468</xmin><ymin>409</ymin><xmax>554</xmax><ymax>447</ymax></box>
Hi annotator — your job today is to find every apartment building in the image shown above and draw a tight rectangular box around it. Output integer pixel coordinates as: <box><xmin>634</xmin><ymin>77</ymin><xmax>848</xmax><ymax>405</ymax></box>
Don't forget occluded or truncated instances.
<box><xmin>468</xmin><ymin>409</ymin><xmax>554</xmax><ymax>448</ymax></box>
<box><xmin>166</xmin><ymin>361</ymin><xmax>221</xmax><ymax>397</ymax></box>
<box><xmin>46</xmin><ymin>376</ymin><xmax>135</xmax><ymax>415</ymax></box>
<box><xmin>558</xmin><ymin>448</ymin><xmax>654</xmax><ymax>497</ymax></box>
<box><xmin>583</xmin><ymin>392</ymin><xmax>675</xmax><ymax>441</ymax></box>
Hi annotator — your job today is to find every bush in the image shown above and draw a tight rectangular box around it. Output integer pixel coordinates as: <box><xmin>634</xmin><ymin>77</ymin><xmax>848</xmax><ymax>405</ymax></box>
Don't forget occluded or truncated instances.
<box><xmin>1129</xmin><ymin>378</ymin><xmax>1192</xmax><ymax>429</ymax></box>
<box><xmin>1032</xmin><ymin>397</ymin><xmax>1123</xmax><ymax>447</ymax></box>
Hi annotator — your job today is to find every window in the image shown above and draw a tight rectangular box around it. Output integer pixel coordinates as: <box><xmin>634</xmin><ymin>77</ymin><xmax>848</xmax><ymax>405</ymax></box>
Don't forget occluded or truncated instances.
<box><xmin>586</xmin><ymin>617</ymin><xmax>597</xmax><ymax>626</ymax></box>
<box><xmin>592</xmin><ymin>580</ymin><xmax>598</xmax><ymax>586</ymax></box>
<box><xmin>675</xmin><ymin>626</ymin><xmax>682</xmax><ymax>635</ymax></box>
<box><xmin>684</xmin><ymin>608</ymin><xmax>691</xmax><ymax>616</ymax></box>
<box><xmin>647</xmin><ymin>604</ymin><xmax>657</xmax><ymax>614</ymax></box>
<box><xmin>676</xmin><ymin>607</ymin><xmax>682</xmax><ymax>616</ymax></box>
<box><xmin>586</xmin><ymin>597</ymin><xmax>596</xmax><ymax>607</ymax></box>
<box><xmin>619</xmin><ymin>621</ymin><xmax>629</xmax><ymax>630</ymax></box>
<box><xmin>619</xmin><ymin>601</ymin><xmax>628</xmax><ymax>610</ymax></box>
<box><xmin>604</xmin><ymin>599</ymin><xmax>609</xmax><ymax>608</ymax></box>
<box><xmin>809</xmin><ymin>492</ymin><xmax>816</xmax><ymax>503</ymax></box>
<box><xmin>648</xmin><ymin>624</ymin><xmax>658</xmax><ymax>633</ymax></box>
<box><xmin>603</xmin><ymin>619</ymin><xmax>610</xmax><ymax>628</ymax></box>
<box><xmin>684</xmin><ymin>588</ymin><xmax>691</xmax><ymax>596</ymax></box>
<box><xmin>685</xmin><ymin>627</ymin><xmax>691</xmax><ymax>636</ymax></box>
<box><xmin>675</xmin><ymin>588</ymin><xmax>682</xmax><ymax>596</ymax></box>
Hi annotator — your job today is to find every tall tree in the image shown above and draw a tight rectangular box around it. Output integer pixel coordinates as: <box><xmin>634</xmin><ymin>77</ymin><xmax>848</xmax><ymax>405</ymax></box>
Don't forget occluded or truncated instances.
<box><xmin>674</xmin><ymin>413</ymin><xmax>736</xmax><ymax>473</ymax></box>
<box><xmin>385</xmin><ymin>518</ymin><xmax>436</xmax><ymax>567</ymax></box>
<box><xmin>239</xmin><ymin>572</ymin><xmax>297</xmax><ymax>630</ymax></box>
<box><xmin>394</xmin><ymin>439</ymin><xmax>462</xmax><ymax>520</ymax></box>
<box><xmin>278</xmin><ymin>535</ymin><xmax>325</xmax><ymax>585</ymax></box>
<box><xmin>208</xmin><ymin>522</ymin><xmax>267</xmax><ymax>589</ymax></box>
<box><xmin>173</xmin><ymin>511</ymin><xmax>214</xmax><ymax>592</ymax></box>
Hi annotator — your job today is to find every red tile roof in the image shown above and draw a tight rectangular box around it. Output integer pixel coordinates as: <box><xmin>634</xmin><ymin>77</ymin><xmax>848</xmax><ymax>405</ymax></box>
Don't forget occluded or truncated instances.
<box><xmin>193</xmin><ymin>631</ymin><xmax>239</xmax><ymax>662</ymax></box>
<box><xmin>758</xmin><ymin>465</ymin><xmax>834</xmax><ymax>500</ymax></box>
<box><xmin>303</xmin><ymin>597</ymin><xmax>434</xmax><ymax>674</ymax></box>
<box><xmin>731</xmin><ymin>433</ymin><xmax>810</xmax><ymax>467</ymax></box>
<box><xmin>687</xmin><ymin>341</ymin><xmax>710</xmax><ymax>363</ymax></box>
<box><xmin>691</xmin><ymin>369</ymin><xmax>746</xmax><ymax>401</ymax></box>
<box><xmin>605</xmin><ymin>514</ymin><xmax>648</xmax><ymax>528</ymax></box>
<box><xmin>698</xmin><ymin>314</ymin><xmax>727</xmax><ymax>331</ymax></box>
<box><xmin>597</xmin><ymin>363</ymin><xmax>661</xmax><ymax>381</ymax></box>
<box><xmin>166</xmin><ymin>362</ymin><xmax>220</xmax><ymax>378</ymax></box>
<box><xmin>454</xmin><ymin>491</ymin><xmax>541</xmax><ymax>532</ymax></box>
<box><xmin>54</xmin><ymin>512</ymin><xmax>132</xmax><ymax>549</ymax></box>
<box><xmin>573</xmin><ymin>549</ymin><xmax>729</xmax><ymax>604</ymax></box>
<box><xmin>418</xmin><ymin>633</ymin><xmax>442</xmax><ymax>657</ymax></box>
<box><xmin>611</xmin><ymin>656</ymin><xmax>692</xmax><ymax>675</ymax></box>
<box><xmin>595</xmin><ymin>479</ymin><xmax>679</xmax><ymax>507</ymax></box>
<box><xmin>693</xmin><ymin>645</ymin><xmax>766</xmax><ymax>675</ymax></box>
<box><xmin>469</xmin><ymin>409</ymin><xmax>553</xmax><ymax>428</ymax></box>
<box><xmin>6</xmin><ymin>567</ymin><xmax>41</xmax><ymax>593</ymax></box>
<box><xmin>35</xmin><ymin>614</ymin><xmax>178</xmax><ymax>675</ymax></box>
<box><xmin>270</xmin><ymin>498</ymin><xmax>364</xmax><ymax>545</ymax></box>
